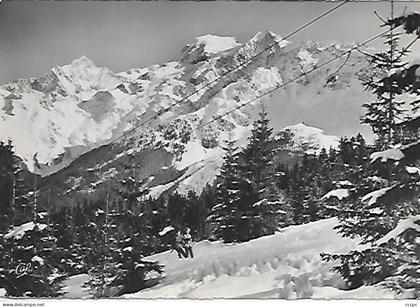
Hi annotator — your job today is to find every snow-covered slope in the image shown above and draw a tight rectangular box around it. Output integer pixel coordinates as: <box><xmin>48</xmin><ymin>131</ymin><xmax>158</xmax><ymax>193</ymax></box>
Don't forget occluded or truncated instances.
<box><xmin>282</xmin><ymin>123</ymin><xmax>339</xmax><ymax>154</ymax></box>
<box><xmin>184</xmin><ymin>34</ymin><xmax>242</xmax><ymax>57</ymax></box>
<box><xmin>114</xmin><ymin>218</ymin><xmax>401</xmax><ymax>299</ymax></box>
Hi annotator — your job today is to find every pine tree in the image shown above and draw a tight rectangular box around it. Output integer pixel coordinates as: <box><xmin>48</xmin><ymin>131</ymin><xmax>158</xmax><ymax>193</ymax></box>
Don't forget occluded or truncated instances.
<box><xmin>300</xmin><ymin>154</ymin><xmax>321</xmax><ymax>223</ymax></box>
<box><xmin>49</xmin><ymin>206</ymin><xmax>83</xmax><ymax>275</ymax></box>
<box><xmin>266</xmin><ymin>179</ymin><xmax>292</xmax><ymax>227</ymax></box>
<box><xmin>87</xmin><ymin>168</ymin><xmax>164</xmax><ymax>297</ymax></box>
<box><xmin>0</xmin><ymin>141</ymin><xmax>66</xmax><ymax>297</ymax></box>
<box><xmin>235</xmin><ymin>107</ymin><xmax>284</xmax><ymax>241</ymax></box>
<box><xmin>113</xmin><ymin>153</ymin><xmax>155</xmax><ymax>252</ymax></box>
<box><xmin>285</xmin><ymin>152</ymin><xmax>334</xmax><ymax>225</ymax></box>
<box><xmin>105</xmin><ymin>187</ymin><xmax>164</xmax><ymax>297</ymax></box>
<box><xmin>0</xmin><ymin>221</ymin><xmax>65</xmax><ymax>297</ymax></box>
<box><xmin>373</xmin><ymin>15</ymin><xmax>420</xmax><ymax>295</ymax></box>
<box><xmin>199</xmin><ymin>184</ymin><xmax>216</xmax><ymax>239</ymax></box>
<box><xmin>209</xmin><ymin>136</ymin><xmax>241</xmax><ymax>243</ymax></box>
<box><xmin>87</xmin><ymin>191</ymin><xmax>123</xmax><ymax>297</ymax></box>
<box><xmin>323</xmin><ymin>12</ymin><xmax>420</xmax><ymax>297</ymax></box>
<box><xmin>355</xmin><ymin>133</ymin><xmax>368</xmax><ymax>165</ymax></box>
<box><xmin>323</xmin><ymin>145</ymin><xmax>419</xmax><ymax>294</ymax></box>
<box><xmin>13</xmin><ymin>168</ymin><xmax>31</xmax><ymax>227</ymax></box>
<box><xmin>147</xmin><ymin>195</ymin><xmax>172</xmax><ymax>251</ymax></box>
<box><xmin>183</xmin><ymin>190</ymin><xmax>208</xmax><ymax>239</ymax></box>
<box><xmin>167</xmin><ymin>192</ymin><xmax>186</xmax><ymax>228</ymax></box>
<box><xmin>117</xmin><ymin>153</ymin><xmax>150</xmax><ymax>217</ymax></box>
<box><xmin>361</xmin><ymin>18</ymin><xmax>408</xmax><ymax>149</ymax></box>
<box><xmin>0</xmin><ymin>140</ymin><xmax>19</xmax><ymax>232</ymax></box>
<box><xmin>72</xmin><ymin>199</ymin><xmax>104</xmax><ymax>272</ymax></box>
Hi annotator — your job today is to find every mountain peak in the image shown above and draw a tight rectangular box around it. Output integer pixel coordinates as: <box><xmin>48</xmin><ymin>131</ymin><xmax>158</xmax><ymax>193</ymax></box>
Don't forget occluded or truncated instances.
<box><xmin>193</xmin><ymin>34</ymin><xmax>242</xmax><ymax>54</ymax></box>
<box><xmin>48</xmin><ymin>54</ymin><xmax>120</xmax><ymax>103</ymax></box>
<box><xmin>248</xmin><ymin>30</ymin><xmax>289</xmax><ymax>48</ymax></box>
<box><xmin>66</xmin><ymin>55</ymin><xmax>97</xmax><ymax>69</ymax></box>
<box><xmin>52</xmin><ymin>55</ymin><xmax>100</xmax><ymax>80</ymax></box>
<box><xmin>181</xmin><ymin>34</ymin><xmax>241</xmax><ymax>63</ymax></box>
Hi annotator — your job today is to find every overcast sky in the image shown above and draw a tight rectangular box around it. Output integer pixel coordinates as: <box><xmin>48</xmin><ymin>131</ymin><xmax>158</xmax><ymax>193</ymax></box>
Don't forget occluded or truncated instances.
<box><xmin>1</xmin><ymin>1</ymin><xmax>419</xmax><ymax>85</ymax></box>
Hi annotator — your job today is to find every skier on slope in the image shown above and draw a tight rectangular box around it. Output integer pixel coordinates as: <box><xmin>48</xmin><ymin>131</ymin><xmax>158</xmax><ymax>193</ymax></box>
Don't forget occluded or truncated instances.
<box><xmin>158</xmin><ymin>226</ymin><xmax>186</xmax><ymax>258</ymax></box>
<box><xmin>181</xmin><ymin>227</ymin><xmax>194</xmax><ymax>259</ymax></box>
<box><xmin>174</xmin><ymin>230</ymin><xmax>188</xmax><ymax>259</ymax></box>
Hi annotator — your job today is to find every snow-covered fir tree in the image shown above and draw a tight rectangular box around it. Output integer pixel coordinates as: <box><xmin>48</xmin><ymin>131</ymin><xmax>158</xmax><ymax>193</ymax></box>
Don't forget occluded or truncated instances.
<box><xmin>49</xmin><ymin>206</ymin><xmax>85</xmax><ymax>276</ymax></box>
<box><xmin>181</xmin><ymin>190</ymin><xmax>209</xmax><ymax>239</ymax></box>
<box><xmin>0</xmin><ymin>141</ymin><xmax>67</xmax><ymax>297</ymax></box>
<box><xmin>0</xmin><ymin>220</ymin><xmax>66</xmax><ymax>297</ymax></box>
<box><xmin>87</xmin><ymin>169</ymin><xmax>165</xmax><ymax>297</ymax></box>
<box><xmin>361</xmin><ymin>17</ymin><xmax>409</xmax><ymax>149</ymax></box>
<box><xmin>234</xmin><ymin>107</ymin><xmax>284</xmax><ymax>241</ymax></box>
<box><xmin>323</xmin><ymin>12</ymin><xmax>420</xmax><ymax>298</ymax></box>
<box><xmin>208</xmin><ymin>135</ymin><xmax>241</xmax><ymax>243</ymax></box>
<box><xmin>0</xmin><ymin>141</ymin><xmax>19</xmax><ymax>232</ymax></box>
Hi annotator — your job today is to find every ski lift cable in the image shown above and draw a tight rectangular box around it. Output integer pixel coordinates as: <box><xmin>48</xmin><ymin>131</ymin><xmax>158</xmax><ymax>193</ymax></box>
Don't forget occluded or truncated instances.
<box><xmin>395</xmin><ymin>36</ymin><xmax>419</xmax><ymax>61</ymax></box>
<box><xmin>278</xmin><ymin>30</ymin><xmax>394</xmax><ymax>130</ymax></box>
<box><xmin>195</xmin><ymin>29</ymin><xmax>391</xmax><ymax>131</ymax></box>
<box><xmin>108</xmin><ymin>0</ymin><xmax>351</xmax><ymax>143</ymax></box>
<box><xmin>94</xmin><ymin>30</ymin><xmax>393</xmax><ymax>201</ymax></box>
<box><xmin>355</xmin><ymin>32</ymin><xmax>418</xmax><ymax>62</ymax></box>
<box><xmin>326</xmin><ymin>51</ymin><xmax>352</xmax><ymax>81</ymax></box>
<box><xmin>34</xmin><ymin>28</ymin><xmax>390</xmax><ymax>204</ymax></box>
<box><xmin>29</xmin><ymin>1</ymin><xmax>351</xmax><ymax>198</ymax></box>
<box><xmin>33</xmin><ymin>19</ymin><xmax>389</xmax><ymax>204</ymax></box>
<box><xmin>353</xmin><ymin>34</ymin><xmax>418</xmax><ymax>88</ymax></box>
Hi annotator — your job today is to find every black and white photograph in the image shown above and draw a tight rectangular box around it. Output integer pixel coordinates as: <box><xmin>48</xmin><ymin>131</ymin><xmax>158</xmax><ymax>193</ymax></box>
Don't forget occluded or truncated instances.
<box><xmin>0</xmin><ymin>0</ymin><xmax>419</xmax><ymax>302</ymax></box>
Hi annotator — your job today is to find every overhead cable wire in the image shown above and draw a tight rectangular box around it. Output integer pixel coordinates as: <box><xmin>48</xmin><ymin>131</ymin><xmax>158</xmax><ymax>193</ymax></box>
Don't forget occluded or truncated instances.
<box><xmin>112</xmin><ymin>0</ymin><xmax>351</xmax><ymax>143</ymax></box>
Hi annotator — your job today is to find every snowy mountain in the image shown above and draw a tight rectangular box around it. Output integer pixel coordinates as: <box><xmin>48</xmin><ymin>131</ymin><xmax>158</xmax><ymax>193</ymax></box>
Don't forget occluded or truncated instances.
<box><xmin>0</xmin><ymin>31</ymin><xmax>373</xmax><ymax>198</ymax></box>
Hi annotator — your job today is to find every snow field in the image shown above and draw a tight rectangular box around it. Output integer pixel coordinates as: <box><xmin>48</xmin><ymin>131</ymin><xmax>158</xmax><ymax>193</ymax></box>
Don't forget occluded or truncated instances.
<box><xmin>60</xmin><ymin>218</ymin><xmax>403</xmax><ymax>299</ymax></box>
<box><xmin>61</xmin><ymin>274</ymin><xmax>91</xmax><ymax>299</ymax></box>
<box><xmin>123</xmin><ymin>218</ymin><xmax>379</xmax><ymax>299</ymax></box>
<box><xmin>284</xmin><ymin>123</ymin><xmax>339</xmax><ymax>154</ymax></box>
